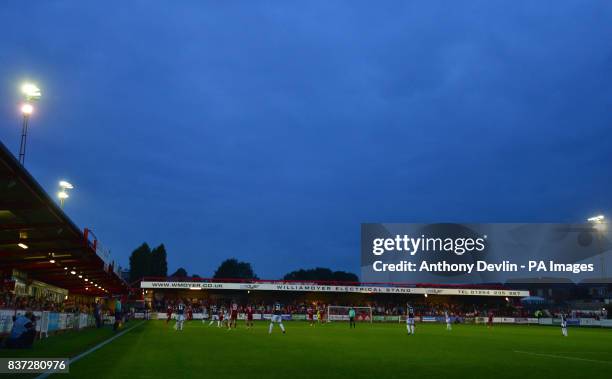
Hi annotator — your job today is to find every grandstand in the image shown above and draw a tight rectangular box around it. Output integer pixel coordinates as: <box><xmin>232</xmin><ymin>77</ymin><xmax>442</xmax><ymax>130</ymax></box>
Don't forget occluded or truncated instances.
<box><xmin>139</xmin><ymin>276</ymin><xmax>528</xmax><ymax>320</ymax></box>
<box><xmin>0</xmin><ymin>139</ymin><xmax>128</xmax><ymax>335</ymax></box>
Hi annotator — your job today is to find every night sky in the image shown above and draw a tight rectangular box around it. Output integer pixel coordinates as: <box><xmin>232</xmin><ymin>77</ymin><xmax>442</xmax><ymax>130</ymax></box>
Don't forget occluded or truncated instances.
<box><xmin>0</xmin><ymin>1</ymin><xmax>611</xmax><ymax>279</ymax></box>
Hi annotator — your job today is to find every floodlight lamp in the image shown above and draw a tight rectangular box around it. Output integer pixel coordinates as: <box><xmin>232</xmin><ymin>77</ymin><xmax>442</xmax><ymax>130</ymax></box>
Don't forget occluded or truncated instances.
<box><xmin>59</xmin><ymin>181</ymin><xmax>74</xmax><ymax>189</ymax></box>
<box><xmin>21</xmin><ymin>83</ymin><xmax>41</xmax><ymax>100</ymax></box>
<box><xmin>21</xmin><ymin>103</ymin><xmax>33</xmax><ymax>115</ymax></box>
<box><xmin>587</xmin><ymin>215</ymin><xmax>605</xmax><ymax>223</ymax></box>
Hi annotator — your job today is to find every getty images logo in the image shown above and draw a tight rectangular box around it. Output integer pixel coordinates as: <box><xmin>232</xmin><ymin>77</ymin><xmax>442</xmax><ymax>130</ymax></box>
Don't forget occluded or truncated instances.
<box><xmin>372</xmin><ymin>234</ymin><xmax>487</xmax><ymax>256</ymax></box>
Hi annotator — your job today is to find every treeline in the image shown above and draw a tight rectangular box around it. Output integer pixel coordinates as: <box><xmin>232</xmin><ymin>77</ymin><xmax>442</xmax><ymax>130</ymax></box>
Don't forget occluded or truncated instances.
<box><xmin>129</xmin><ymin>243</ymin><xmax>358</xmax><ymax>282</ymax></box>
<box><xmin>128</xmin><ymin>243</ymin><xmax>168</xmax><ymax>282</ymax></box>
<box><xmin>128</xmin><ymin>243</ymin><xmax>200</xmax><ymax>281</ymax></box>
<box><xmin>282</xmin><ymin>267</ymin><xmax>358</xmax><ymax>282</ymax></box>
<box><xmin>206</xmin><ymin>260</ymin><xmax>359</xmax><ymax>282</ymax></box>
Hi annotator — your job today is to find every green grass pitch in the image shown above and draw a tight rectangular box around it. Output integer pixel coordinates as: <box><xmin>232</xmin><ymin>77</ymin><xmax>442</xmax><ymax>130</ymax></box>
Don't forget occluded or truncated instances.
<box><xmin>2</xmin><ymin>320</ymin><xmax>611</xmax><ymax>378</ymax></box>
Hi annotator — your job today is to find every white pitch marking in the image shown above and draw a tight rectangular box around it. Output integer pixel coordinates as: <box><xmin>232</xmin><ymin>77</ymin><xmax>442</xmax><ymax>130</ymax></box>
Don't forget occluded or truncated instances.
<box><xmin>35</xmin><ymin>321</ymin><xmax>146</xmax><ymax>379</ymax></box>
<box><xmin>513</xmin><ymin>350</ymin><xmax>612</xmax><ymax>364</ymax></box>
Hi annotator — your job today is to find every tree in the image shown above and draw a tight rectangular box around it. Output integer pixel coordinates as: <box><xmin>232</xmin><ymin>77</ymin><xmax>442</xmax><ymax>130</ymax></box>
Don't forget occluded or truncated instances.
<box><xmin>171</xmin><ymin>267</ymin><xmax>188</xmax><ymax>278</ymax></box>
<box><xmin>331</xmin><ymin>270</ymin><xmax>359</xmax><ymax>282</ymax></box>
<box><xmin>213</xmin><ymin>258</ymin><xmax>258</xmax><ymax>279</ymax></box>
<box><xmin>150</xmin><ymin>244</ymin><xmax>168</xmax><ymax>277</ymax></box>
<box><xmin>128</xmin><ymin>242</ymin><xmax>170</xmax><ymax>282</ymax></box>
<box><xmin>282</xmin><ymin>267</ymin><xmax>358</xmax><ymax>282</ymax></box>
<box><xmin>129</xmin><ymin>243</ymin><xmax>151</xmax><ymax>282</ymax></box>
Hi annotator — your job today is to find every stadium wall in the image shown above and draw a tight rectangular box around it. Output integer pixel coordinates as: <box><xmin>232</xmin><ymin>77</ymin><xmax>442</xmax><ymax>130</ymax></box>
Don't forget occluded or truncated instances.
<box><xmin>473</xmin><ymin>316</ymin><xmax>612</xmax><ymax>328</ymax></box>
<box><xmin>0</xmin><ymin>309</ymin><xmax>98</xmax><ymax>335</ymax></box>
<box><xmin>141</xmin><ymin>312</ymin><xmax>612</xmax><ymax>327</ymax></box>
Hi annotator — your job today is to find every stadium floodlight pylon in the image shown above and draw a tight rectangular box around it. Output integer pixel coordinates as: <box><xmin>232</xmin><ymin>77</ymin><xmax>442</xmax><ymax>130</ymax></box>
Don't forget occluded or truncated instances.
<box><xmin>327</xmin><ymin>306</ymin><xmax>373</xmax><ymax>323</ymax></box>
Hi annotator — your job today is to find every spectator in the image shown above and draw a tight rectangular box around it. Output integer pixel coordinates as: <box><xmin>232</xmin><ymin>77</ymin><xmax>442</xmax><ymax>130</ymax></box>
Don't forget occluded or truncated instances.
<box><xmin>94</xmin><ymin>301</ymin><xmax>102</xmax><ymax>328</ymax></box>
<box><xmin>113</xmin><ymin>297</ymin><xmax>122</xmax><ymax>331</ymax></box>
<box><xmin>5</xmin><ymin>311</ymin><xmax>36</xmax><ymax>349</ymax></box>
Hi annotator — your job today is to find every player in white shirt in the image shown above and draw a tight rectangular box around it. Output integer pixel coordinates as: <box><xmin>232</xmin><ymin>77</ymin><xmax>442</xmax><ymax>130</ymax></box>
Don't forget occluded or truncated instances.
<box><xmin>202</xmin><ymin>305</ymin><xmax>209</xmax><ymax>324</ymax></box>
<box><xmin>175</xmin><ymin>301</ymin><xmax>186</xmax><ymax>331</ymax></box>
<box><xmin>406</xmin><ymin>306</ymin><xmax>415</xmax><ymax>335</ymax></box>
<box><xmin>445</xmin><ymin>311</ymin><xmax>452</xmax><ymax>331</ymax></box>
<box><xmin>208</xmin><ymin>305</ymin><xmax>220</xmax><ymax>327</ymax></box>
<box><xmin>269</xmin><ymin>302</ymin><xmax>286</xmax><ymax>334</ymax></box>
<box><xmin>218</xmin><ymin>307</ymin><xmax>227</xmax><ymax>327</ymax></box>
<box><xmin>561</xmin><ymin>314</ymin><xmax>568</xmax><ymax>337</ymax></box>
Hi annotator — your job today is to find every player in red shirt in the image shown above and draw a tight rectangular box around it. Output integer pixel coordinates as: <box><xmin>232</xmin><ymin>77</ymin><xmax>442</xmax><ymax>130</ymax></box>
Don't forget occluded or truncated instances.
<box><xmin>307</xmin><ymin>307</ymin><xmax>314</xmax><ymax>326</ymax></box>
<box><xmin>187</xmin><ymin>305</ymin><xmax>193</xmax><ymax>321</ymax></box>
<box><xmin>245</xmin><ymin>305</ymin><xmax>254</xmax><ymax>329</ymax></box>
<box><xmin>166</xmin><ymin>304</ymin><xmax>173</xmax><ymax>324</ymax></box>
<box><xmin>487</xmin><ymin>312</ymin><xmax>494</xmax><ymax>328</ymax></box>
<box><xmin>229</xmin><ymin>303</ymin><xmax>238</xmax><ymax>329</ymax></box>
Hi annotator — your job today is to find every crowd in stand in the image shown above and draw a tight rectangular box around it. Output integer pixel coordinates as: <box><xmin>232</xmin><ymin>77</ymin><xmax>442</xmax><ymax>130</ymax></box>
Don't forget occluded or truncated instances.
<box><xmin>570</xmin><ymin>309</ymin><xmax>608</xmax><ymax>319</ymax></box>
<box><xmin>0</xmin><ymin>290</ymin><xmax>103</xmax><ymax>314</ymax></box>
<box><xmin>0</xmin><ymin>292</ymin><xmax>64</xmax><ymax>312</ymax></box>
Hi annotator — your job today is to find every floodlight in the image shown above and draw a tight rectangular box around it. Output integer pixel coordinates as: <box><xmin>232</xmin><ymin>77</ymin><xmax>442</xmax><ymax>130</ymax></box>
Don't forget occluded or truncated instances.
<box><xmin>21</xmin><ymin>103</ymin><xmax>33</xmax><ymax>115</ymax></box>
<box><xmin>59</xmin><ymin>181</ymin><xmax>74</xmax><ymax>189</ymax></box>
<box><xmin>21</xmin><ymin>83</ymin><xmax>41</xmax><ymax>100</ymax></box>
<box><xmin>587</xmin><ymin>215</ymin><xmax>605</xmax><ymax>223</ymax></box>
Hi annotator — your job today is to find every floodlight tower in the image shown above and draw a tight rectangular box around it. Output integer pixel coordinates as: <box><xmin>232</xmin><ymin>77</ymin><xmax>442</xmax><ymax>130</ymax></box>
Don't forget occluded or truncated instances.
<box><xmin>587</xmin><ymin>215</ymin><xmax>607</xmax><ymax>280</ymax></box>
<box><xmin>58</xmin><ymin>180</ymin><xmax>74</xmax><ymax>208</ymax></box>
<box><xmin>18</xmin><ymin>83</ymin><xmax>42</xmax><ymax>165</ymax></box>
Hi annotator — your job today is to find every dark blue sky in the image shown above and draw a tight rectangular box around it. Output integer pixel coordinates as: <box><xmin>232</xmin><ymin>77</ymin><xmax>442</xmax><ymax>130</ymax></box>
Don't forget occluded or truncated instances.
<box><xmin>1</xmin><ymin>1</ymin><xmax>611</xmax><ymax>279</ymax></box>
